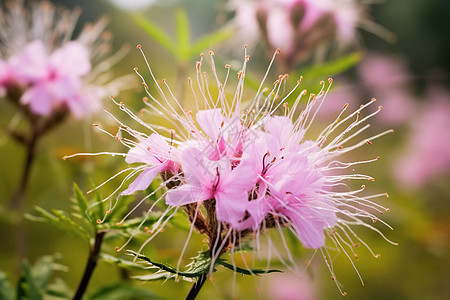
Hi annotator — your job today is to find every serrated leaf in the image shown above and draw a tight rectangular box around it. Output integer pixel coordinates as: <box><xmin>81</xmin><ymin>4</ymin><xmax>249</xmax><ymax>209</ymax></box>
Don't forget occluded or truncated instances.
<box><xmin>132</xmin><ymin>272</ymin><xmax>193</xmax><ymax>282</ymax></box>
<box><xmin>100</xmin><ymin>254</ymin><xmax>143</xmax><ymax>270</ymax></box>
<box><xmin>132</xmin><ymin>14</ymin><xmax>176</xmax><ymax>56</ymax></box>
<box><xmin>175</xmin><ymin>8</ymin><xmax>190</xmax><ymax>61</ymax></box>
<box><xmin>26</xmin><ymin>207</ymin><xmax>92</xmax><ymax>241</ymax></box>
<box><xmin>215</xmin><ymin>259</ymin><xmax>282</xmax><ymax>276</ymax></box>
<box><xmin>189</xmin><ymin>28</ymin><xmax>235</xmax><ymax>57</ymax></box>
<box><xmin>72</xmin><ymin>183</ymin><xmax>91</xmax><ymax>222</ymax></box>
<box><xmin>0</xmin><ymin>271</ymin><xmax>15</xmax><ymax>300</ymax></box>
<box><xmin>86</xmin><ymin>283</ymin><xmax>161</xmax><ymax>300</ymax></box>
<box><xmin>128</xmin><ymin>250</ymin><xmax>214</xmax><ymax>278</ymax></box>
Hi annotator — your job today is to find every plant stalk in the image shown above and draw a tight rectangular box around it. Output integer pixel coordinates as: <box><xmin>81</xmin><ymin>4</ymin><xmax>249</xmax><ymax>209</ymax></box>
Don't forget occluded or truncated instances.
<box><xmin>73</xmin><ymin>231</ymin><xmax>106</xmax><ymax>300</ymax></box>
<box><xmin>185</xmin><ymin>273</ymin><xmax>208</xmax><ymax>300</ymax></box>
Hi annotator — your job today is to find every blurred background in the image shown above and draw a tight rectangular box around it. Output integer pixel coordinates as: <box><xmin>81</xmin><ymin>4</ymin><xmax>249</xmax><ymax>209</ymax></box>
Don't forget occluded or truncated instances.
<box><xmin>0</xmin><ymin>0</ymin><xmax>449</xmax><ymax>299</ymax></box>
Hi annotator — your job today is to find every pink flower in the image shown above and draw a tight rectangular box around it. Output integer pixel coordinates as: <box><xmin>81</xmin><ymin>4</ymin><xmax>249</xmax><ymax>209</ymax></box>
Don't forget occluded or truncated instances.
<box><xmin>122</xmin><ymin>133</ymin><xmax>179</xmax><ymax>195</ymax></box>
<box><xmin>78</xmin><ymin>47</ymin><xmax>395</xmax><ymax>292</ymax></box>
<box><xmin>9</xmin><ymin>40</ymin><xmax>91</xmax><ymax>116</ymax></box>
<box><xmin>0</xmin><ymin>1</ymin><xmax>131</xmax><ymax>118</ymax></box>
<box><xmin>230</xmin><ymin>0</ymin><xmax>377</xmax><ymax>69</ymax></box>
<box><xmin>266</xmin><ymin>272</ymin><xmax>318</xmax><ymax>300</ymax></box>
<box><xmin>394</xmin><ymin>87</ymin><xmax>450</xmax><ymax>187</ymax></box>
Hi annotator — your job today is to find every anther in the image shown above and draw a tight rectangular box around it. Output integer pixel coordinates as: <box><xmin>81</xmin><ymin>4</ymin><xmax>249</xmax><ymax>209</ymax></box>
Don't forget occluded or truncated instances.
<box><xmin>143</xmin><ymin>97</ymin><xmax>148</xmax><ymax>102</ymax></box>
<box><xmin>134</xmin><ymin>67</ymin><xmax>138</xmax><ymax>71</ymax></box>
<box><xmin>209</xmin><ymin>51</ymin><xmax>214</xmax><ymax>56</ymax></box>
<box><xmin>115</xmin><ymin>246</ymin><xmax>119</xmax><ymax>251</ymax></box>
<box><xmin>375</xmin><ymin>254</ymin><xmax>381</xmax><ymax>258</ymax></box>
<box><xmin>136</xmin><ymin>44</ymin><xmax>141</xmax><ymax>49</ymax></box>
<box><xmin>97</xmin><ymin>219</ymin><xmax>102</xmax><ymax>224</ymax></box>
<box><xmin>328</xmin><ymin>78</ymin><xmax>333</xmax><ymax>83</ymax></box>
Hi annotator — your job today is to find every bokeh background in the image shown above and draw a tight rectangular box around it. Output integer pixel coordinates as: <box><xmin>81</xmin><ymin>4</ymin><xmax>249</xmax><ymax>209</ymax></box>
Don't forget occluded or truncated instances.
<box><xmin>1</xmin><ymin>0</ymin><xmax>449</xmax><ymax>299</ymax></box>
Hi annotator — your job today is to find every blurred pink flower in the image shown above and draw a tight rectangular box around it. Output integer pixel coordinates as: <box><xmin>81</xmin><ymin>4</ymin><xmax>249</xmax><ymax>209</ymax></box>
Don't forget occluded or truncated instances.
<box><xmin>316</xmin><ymin>82</ymin><xmax>359</xmax><ymax>119</ymax></box>
<box><xmin>394</xmin><ymin>86</ymin><xmax>450</xmax><ymax>187</ymax></box>
<box><xmin>358</xmin><ymin>54</ymin><xmax>410</xmax><ymax>89</ymax></box>
<box><xmin>266</xmin><ymin>272</ymin><xmax>317</xmax><ymax>300</ymax></box>
<box><xmin>230</xmin><ymin>0</ymin><xmax>374</xmax><ymax>69</ymax></box>
<box><xmin>0</xmin><ymin>0</ymin><xmax>131</xmax><ymax>118</ymax></box>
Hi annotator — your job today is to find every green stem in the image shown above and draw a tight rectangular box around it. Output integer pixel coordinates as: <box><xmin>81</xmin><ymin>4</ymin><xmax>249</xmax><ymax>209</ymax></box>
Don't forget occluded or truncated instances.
<box><xmin>73</xmin><ymin>231</ymin><xmax>106</xmax><ymax>300</ymax></box>
<box><xmin>185</xmin><ymin>273</ymin><xmax>207</xmax><ymax>300</ymax></box>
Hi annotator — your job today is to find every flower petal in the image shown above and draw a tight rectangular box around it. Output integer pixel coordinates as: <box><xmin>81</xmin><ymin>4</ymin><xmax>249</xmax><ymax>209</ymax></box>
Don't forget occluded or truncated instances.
<box><xmin>121</xmin><ymin>166</ymin><xmax>163</xmax><ymax>196</ymax></box>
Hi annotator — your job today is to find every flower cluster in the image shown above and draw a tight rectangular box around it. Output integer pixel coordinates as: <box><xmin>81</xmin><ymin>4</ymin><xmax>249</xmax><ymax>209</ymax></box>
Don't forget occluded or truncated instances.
<box><xmin>0</xmin><ymin>0</ymin><xmax>130</xmax><ymax>118</ymax></box>
<box><xmin>231</xmin><ymin>0</ymin><xmax>389</xmax><ymax>72</ymax></box>
<box><xmin>70</xmin><ymin>46</ymin><xmax>395</xmax><ymax>291</ymax></box>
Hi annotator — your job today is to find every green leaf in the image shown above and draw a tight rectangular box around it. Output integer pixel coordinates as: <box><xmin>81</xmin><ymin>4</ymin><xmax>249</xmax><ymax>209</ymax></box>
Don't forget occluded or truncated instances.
<box><xmin>30</xmin><ymin>254</ymin><xmax>67</xmax><ymax>291</ymax></box>
<box><xmin>299</xmin><ymin>52</ymin><xmax>362</xmax><ymax>79</ymax></box>
<box><xmin>17</xmin><ymin>261</ymin><xmax>43</xmax><ymax>300</ymax></box>
<box><xmin>26</xmin><ymin>207</ymin><xmax>92</xmax><ymax>241</ymax></box>
<box><xmin>215</xmin><ymin>259</ymin><xmax>282</xmax><ymax>276</ymax></box>
<box><xmin>0</xmin><ymin>271</ymin><xmax>15</xmax><ymax>300</ymax></box>
<box><xmin>46</xmin><ymin>278</ymin><xmax>72</xmax><ymax>299</ymax></box>
<box><xmin>132</xmin><ymin>14</ymin><xmax>177</xmax><ymax>56</ymax></box>
<box><xmin>72</xmin><ymin>183</ymin><xmax>91</xmax><ymax>222</ymax></box>
<box><xmin>86</xmin><ymin>283</ymin><xmax>161</xmax><ymax>300</ymax></box>
<box><xmin>100</xmin><ymin>253</ymin><xmax>143</xmax><ymax>270</ymax></box>
<box><xmin>175</xmin><ymin>8</ymin><xmax>190</xmax><ymax>61</ymax></box>
<box><xmin>189</xmin><ymin>28</ymin><xmax>235</xmax><ymax>57</ymax></box>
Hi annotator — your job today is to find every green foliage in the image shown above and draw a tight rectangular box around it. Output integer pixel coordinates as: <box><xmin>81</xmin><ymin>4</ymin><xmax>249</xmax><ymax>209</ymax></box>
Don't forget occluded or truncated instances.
<box><xmin>0</xmin><ymin>271</ymin><xmax>14</xmax><ymax>300</ymax></box>
<box><xmin>129</xmin><ymin>249</ymin><xmax>282</xmax><ymax>282</ymax></box>
<box><xmin>26</xmin><ymin>183</ymin><xmax>163</xmax><ymax>244</ymax></box>
<box><xmin>86</xmin><ymin>283</ymin><xmax>161</xmax><ymax>300</ymax></box>
<box><xmin>3</xmin><ymin>254</ymin><xmax>68</xmax><ymax>300</ymax></box>
<box><xmin>133</xmin><ymin>8</ymin><xmax>233</xmax><ymax>63</ymax></box>
<box><xmin>299</xmin><ymin>52</ymin><xmax>362</xmax><ymax>80</ymax></box>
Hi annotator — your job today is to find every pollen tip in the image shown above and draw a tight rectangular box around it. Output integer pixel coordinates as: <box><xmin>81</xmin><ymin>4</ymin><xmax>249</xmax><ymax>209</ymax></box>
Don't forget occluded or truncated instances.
<box><xmin>328</xmin><ymin>78</ymin><xmax>333</xmax><ymax>83</ymax></box>
<box><xmin>225</xmin><ymin>64</ymin><xmax>231</xmax><ymax>68</ymax></box>
<box><xmin>115</xmin><ymin>246</ymin><xmax>119</xmax><ymax>251</ymax></box>
<box><xmin>136</xmin><ymin>44</ymin><xmax>142</xmax><ymax>49</ymax></box>
<box><xmin>134</xmin><ymin>67</ymin><xmax>138</xmax><ymax>71</ymax></box>
<box><xmin>354</xmin><ymin>243</ymin><xmax>359</xmax><ymax>247</ymax></box>
<box><xmin>385</xmin><ymin>208</ymin><xmax>390</xmax><ymax>212</ymax></box>
<box><xmin>209</xmin><ymin>50</ymin><xmax>214</xmax><ymax>55</ymax></box>
<box><xmin>62</xmin><ymin>156</ymin><xmax>67</xmax><ymax>160</ymax></box>
<box><xmin>276</xmin><ymin>48</ymin><xmax>281</xmax><ymax>54</ymax></box>
<box><xmin>343</xmin><ymin>292</ymin><xmax>348</xmax><ymax>296</ymax></box>
<box><xmin>96</xmin><ymin>219</ymin><xmax>102</xmax><ymax>224</ymax></box>
<box><xmin>353</xmin><ymin>254</ymin><xmax>359</xmax><ymax>260</ymax></box>
<box><xmin>143</xmin><ymin>97</ymin><xmax>148</xmax><ymax>102</ymax></box>
<box><xmin>371</xmin><ymin>98</ymin><xmax>376</xmax><ymax>102</ymax></box>
<box><xmin>106</xmin><ymin>210</ymin><xmax>111</xmax><ymax>214</ymax></box>
<box><xmin>375</xmin><ymin>254</ymin><xmax>381</xmax><ymax>258</ymax></box>
<box><xmin>320</xmin><ymin>80</ymin><xmax>325</xmax><ymax>85</ymax></box>
<box><xmin>116</xmin><ymin>221</ymin><xmax>123</xmax><ymax>226</ymax></box>
<box><xmin>378</xmin><ymin>105</ymin><xmax>383</xmax><ymax>109</ymax></box>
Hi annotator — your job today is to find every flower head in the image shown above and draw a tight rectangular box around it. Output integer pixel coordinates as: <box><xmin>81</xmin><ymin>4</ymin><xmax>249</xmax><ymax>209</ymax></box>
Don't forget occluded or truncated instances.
<box><xmin>70</xmin><ymin>46</ymin><xmax>395</xmax><ymax>294</ymax></box>
<box><xmin>230</xmin><ymin>0</ymin><xmax>391</xmax><ymax>71</ymax></box>
<box><xmin>0</xmin><ymin>0</ymin><xmax>131</xmax><ymax>118</ymax></box>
